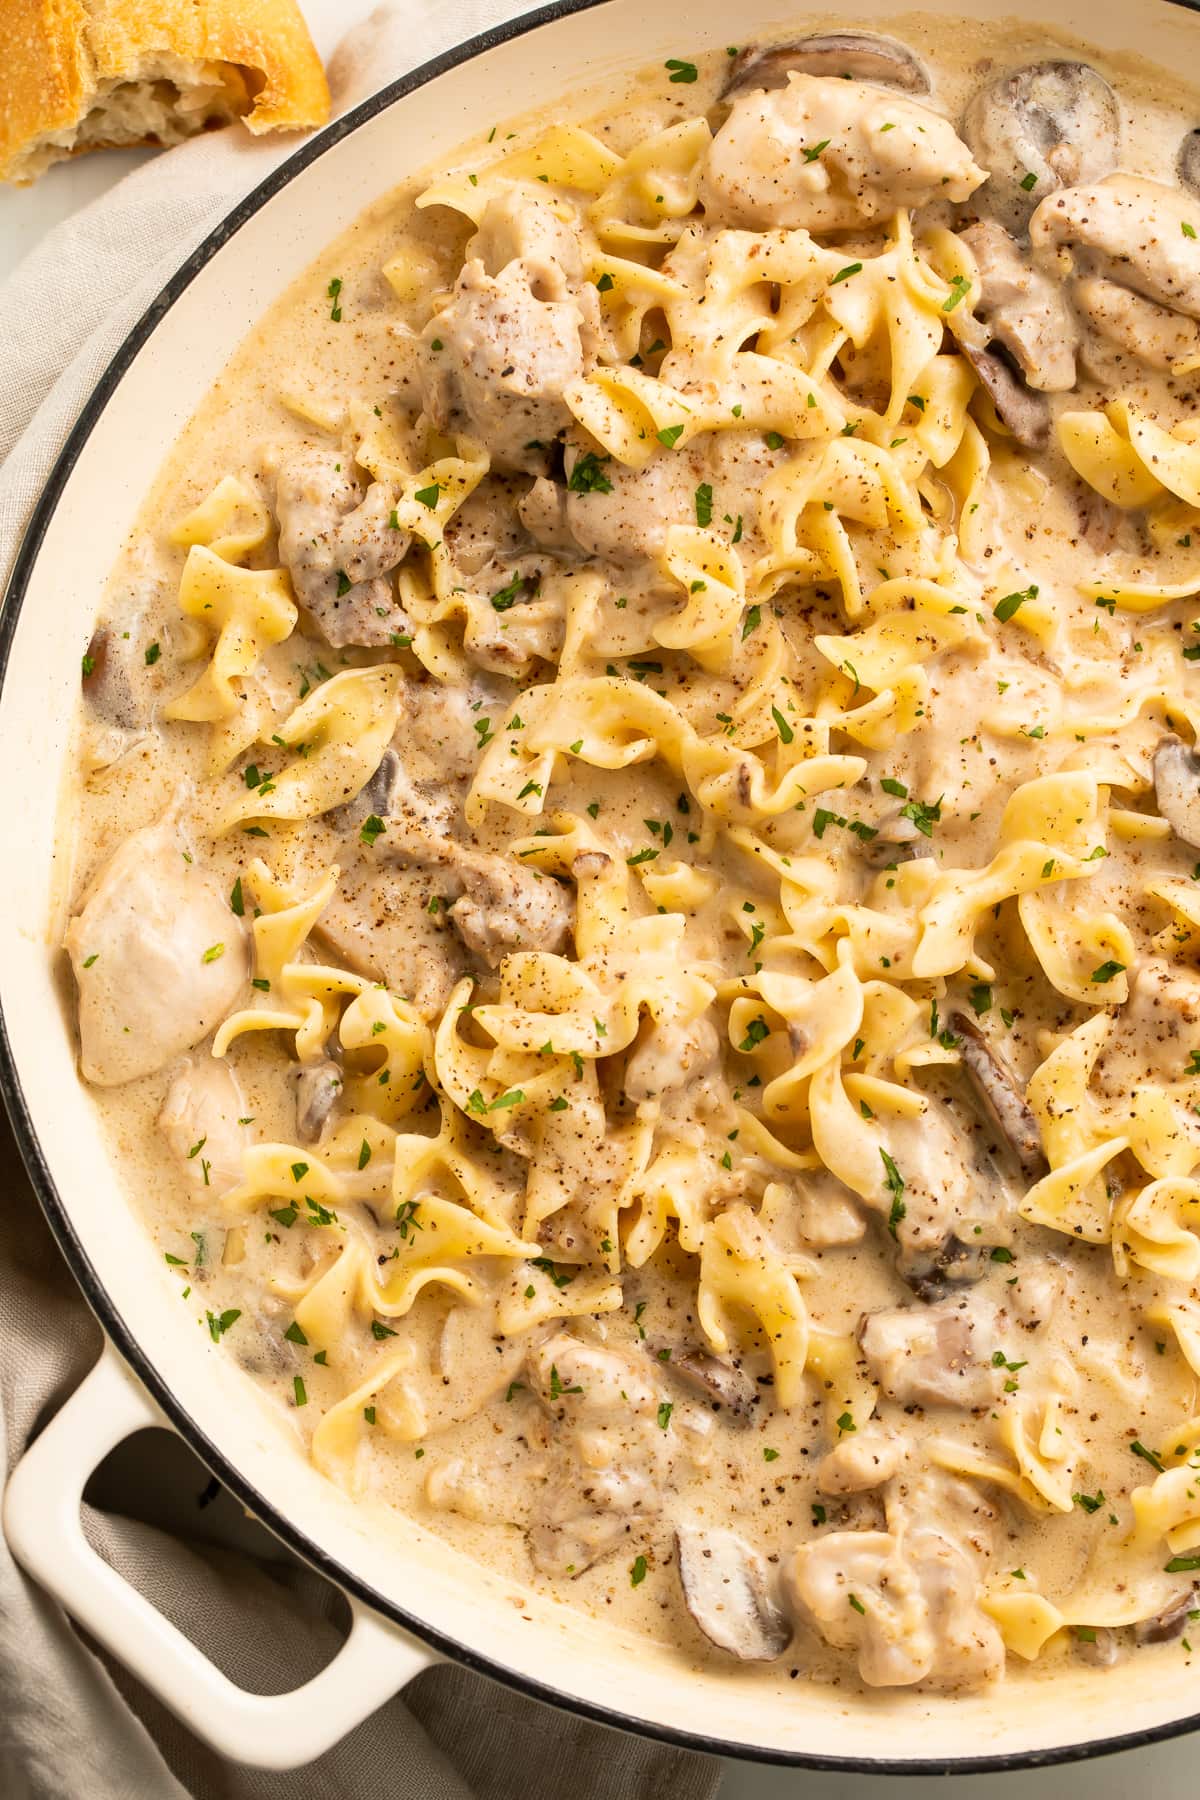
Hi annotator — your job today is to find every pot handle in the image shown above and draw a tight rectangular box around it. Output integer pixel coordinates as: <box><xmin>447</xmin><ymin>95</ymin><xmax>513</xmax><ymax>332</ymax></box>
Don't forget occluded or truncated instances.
<box><xmin>3</xmin><ymin>1344</ymin><xmax>439</xmax><ymax>1769</ymax></box>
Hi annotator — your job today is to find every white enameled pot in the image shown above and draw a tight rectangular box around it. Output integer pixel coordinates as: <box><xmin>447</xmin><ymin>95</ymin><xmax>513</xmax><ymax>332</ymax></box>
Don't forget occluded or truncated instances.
<box><xmin>4</xmin><ymin>0</ymin><xmax>1200</xmax><ymax>1772</ymax></box>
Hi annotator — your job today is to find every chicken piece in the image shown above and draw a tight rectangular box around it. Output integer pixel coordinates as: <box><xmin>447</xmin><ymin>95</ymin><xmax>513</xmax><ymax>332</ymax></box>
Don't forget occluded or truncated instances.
<box><xmin>624</xmin><ymin>1013</ymin><xmax>719</xmax><ymax>1103</ymax></box>
<box><xmin>958</xmin><ymin>221</ymin><xmax>1078</xmax><ymax>391</ymax></box>
<box><xmin>158</xmin><ymin>1057</ymin><xmax>248</xmax><ymax>1198</ymax></box>
<box><xmin>65</xmin><ymin>810</ymin><xmax>247</xmax><ymax>1086</ymax></box>
<box><xmin>443</xmin><ymin>472</ymin><xmax>530</xmax><ymax>575</ymax></box>
<box><xmin>420</xmin><ymin>186</ymin><xmax>599</xmax><ymax>474</ymax></box>
<box><xmin>315</xmin><ymin>862</ymin><xmax>465</xmax><ymax>1018</ymax></box>
<box><xmin>794</xmin><ymin>1168</ymin><xmax>868</xmax><ymax>1247</ymax></box>
<box><xmin>445</xmin><ymin>849</ymin><xmax>574</xmax><ymax>969</ymax></box>
<box><xmin>788</xmin><ymin>1526</ymin><xmax>1004</xmax><ymax>1689</ymax></box>
<box><xmin>275</xmin><ymin>446</ymin><xmax>410</xmax><ymax>648</ymax></box>
<box><xmin>524</xmin><ymin>428</ymin><xmax>783</xmax><ymax>571</ymax></box>
<box><xmin>1074</xmin><ymin>276</ymin><xmax>1200</xmax><ymax>373</ymax></box>
<box><xmin>822</xmin><ymin>1091</ymin><xmax>1016</xmax><ymax>1291</ymax></box>
<box><xmin>1031</xmin><ymin>175</ymin><xmax>1200</xmax><ymax>320</ymax></box>
<box><xmin>859</xmin><ymin>1296</ymin><xmax>996</xmax><ymax>1409</ymax></box>
<box><xmin>816</xmin><ymin>1433</ymin><xmax>902</xmax><ymax>1494</ymax></box>
<box><xmin>1095</xmin><ymin>957</ymin><xmax>1200</xmax><ymax>1097</ymax></box>
<box><xmin>526</xmin><ymin>1331</ymin><xmax>669</xmax><ymax>1575</ymax></box>
<box><xmin>701</xmin><ymin>75</ymin><xmax>984</xmax><ymax>232</ymax></box>
<box><xmin>557</xmin><ymin>437</ymin><xmax>701</xmax><ymax>567</ymax></box>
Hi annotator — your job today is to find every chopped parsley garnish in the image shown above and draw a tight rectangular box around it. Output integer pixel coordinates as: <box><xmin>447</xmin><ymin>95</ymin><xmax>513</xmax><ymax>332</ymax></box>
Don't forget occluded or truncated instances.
<box><xmin>1019</xmin><ymin>171</ymin><xmax>1038</xmax><ymax>191</ymax></box>
<box><xmin>490</xmin><ymin>571</ymin><xmax>530</xmax><ymax>611</ymax></box>
<box><xmin>201</xmin><ymin>943</ymin><xmax>225</xmax><ymax>964</ymax></box>
<box><xmin>880</xmin><ymin>1149</ymin><xmax>906</xmax><ymax>1239</ymax></box>
<box><xmin>657</xmin><ymin>424</ymin><xmax>684</xmax><ymax>449</ymax></box>
<box><xmin>802</xmin><ymin>139</ymin><xmax>830</xmax><ymax>163</ymax></box>
<box><xmin>630</xmin><ymin>1554</ymin><xmax>648</xmax><ymax>1586</ymax></box>
<box><xmin>206</xmin><ymin>1309</ymin><xmax>241</xmax><ymax>1343</ymax></box>
<box><xmin>144</xmin><ymin>642</ymin><xmax>161</xmax><ymax>666</ymax></box>
<box><xmin>657</xmin><ymin>1402</ymin><xmax>674</xmax><ymax>1431</ymax></box>
<box><xmin>694</xmin><ymin>482</ymin><xmax>713</xmax><ymax>526</ymax></box>
<box><xmin>739</xmin><ymin>1016</ymin><xmax>770</xmax><ymax>1052</ymax></box>
<box><xmin>1131</xmin><ymin>1439</ymin><xmax>1165</xmax><ymax>1472</ymax></box>
<box><xmin>548</xmin><ymin>1363</ymin><xmax>583</xmax><ymax>1400</ymax></box>
<box><xmin>771</xmin><ymin>705</ymin><xmax>794</xmax><ymax>744</ymax></box>
<box><xmin>1090</xmin><ymin>960</ymin><xmax>1126</xmax><ymax>984</ymax></box>
<box><xmin>327</xmin><ymin>276</ymin><xmax>343</xmax><ymax>321</ymax></box>
<box><xmin>229</xmin><ymin>877</ymin><xmax>244</xmax><ymax>917</ymax></box>
<box><xmin>284</xmin><ymin>1321</ymin><xmax>308</xmax><ymax>1346</ymax></box>
<box><xmin>665</xmin><ymin>57</ymin><xmax>698</xmax><ymax>82</ymax></box>
<box><xmin>567</xmin><ymin>451</ymin><xmax>613</xmax><ymax>494</ymax></box>
<box><xmin>831</xmin><ymin>262</ymin><xmax>862</xmax><ymax>286</ymax></box>
<box><xmin>360</xmin><ymin>813</ymin><xmax>386</xmax><ymax>848</ymax></box>
<box><xmin>993</xmin><ymin>583</ymin><xmax>1038</xmax><ymax>623</ymax></box>
<box><xmin>942</xmin><ymin>274</ymin><xmax>971</xmax><ymax>313</ymax></box>
<box><xmin>836</xmin><ymin>1411</ymin><xmax>856</xmax><ymax>1435</ymax></box>
<box><xmin>414</xmin><ymin>483</ymin><xmax>442</xmax><ymax>510</ymax></box>
<box><xmin>969</xmin><ymin>982</ymin><xmax>993</xmax><ymax>1015</ymax></box>
<box><xmin>900</xmin><ymin>796</ymin><xmax>941</xmax><ymax>837</ymax></box>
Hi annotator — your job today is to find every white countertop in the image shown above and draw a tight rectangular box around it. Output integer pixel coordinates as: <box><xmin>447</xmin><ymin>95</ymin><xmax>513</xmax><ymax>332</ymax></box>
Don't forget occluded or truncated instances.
<box><xmin>3</xmin><ymin>3</ymin><xmax>1199</xmax><ymax>1792</ymax></box>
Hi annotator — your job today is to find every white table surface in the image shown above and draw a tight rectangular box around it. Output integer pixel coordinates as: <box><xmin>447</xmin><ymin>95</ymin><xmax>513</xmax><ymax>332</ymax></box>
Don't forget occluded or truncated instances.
<box><xmin>3</xmin><ymin>3</ymin><xmax>1199</xmax><ymax>1792</ymax></box>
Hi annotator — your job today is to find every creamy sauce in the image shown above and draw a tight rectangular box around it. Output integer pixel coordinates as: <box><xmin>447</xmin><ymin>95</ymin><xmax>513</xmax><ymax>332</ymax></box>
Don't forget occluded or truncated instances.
<box><xmin>62</xmin><ymin>16</ymin><xmax>1200</xmax><ymax>1693</ymax></box>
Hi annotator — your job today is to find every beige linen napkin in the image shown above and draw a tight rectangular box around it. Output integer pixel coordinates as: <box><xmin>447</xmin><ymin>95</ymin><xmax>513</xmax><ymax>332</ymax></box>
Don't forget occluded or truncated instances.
<box><xmin>0</xmin><ymin>9</ymin><xmax>723</xmax><ymax>1796</ymax></box>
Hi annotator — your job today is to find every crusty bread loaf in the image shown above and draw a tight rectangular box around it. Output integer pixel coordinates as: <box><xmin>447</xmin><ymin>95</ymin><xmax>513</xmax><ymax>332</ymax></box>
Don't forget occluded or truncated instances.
<box><xmin>0</xmin><ymin>0</ymin><xmax>331</xmax><ymax>185</ymax></box>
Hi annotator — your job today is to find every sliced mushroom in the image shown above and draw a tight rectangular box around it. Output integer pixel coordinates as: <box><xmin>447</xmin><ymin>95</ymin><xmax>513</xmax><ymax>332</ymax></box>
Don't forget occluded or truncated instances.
<box><xmin>1153</xmin><ymin>735</ymin><xmax>1200</xmax><ymax>851</ymax></box>
<box><xmin>723</xmin><ymin>33</ymin><xmax>928</xmax><ymax>100</ymax></box>
<box><xmin>960</xmin><ymin>340</ymin><xmax>1051</xmax><ymax>449</ymax></box>
<box><xmin>962</xmin><ymin>61</ymin><xmax>1120</xmax><ymax>235</ymax></box>
<box><xmin>325</xmin><ymin>748</ymin><xmax>403</xmax><ymax>836</ymax></box>
<box><xmin>950</xmin><ymin>1011</ymin><xmax>1045</xmax><ymax>1181</ymax></box>
<box><xmin>676</xmin><ymin>1524</ymin><xmax>791</xmax><ymax>1661</ymax></box>
<box><xmin>1075</xmin><ymin>1625</ymin><xmax>1120</xmax><ymax>1667</ymax></box>
<box><xmin>656</xmin><ymin>1346</ymin><xmax>757</xmax><ymax>1422</ymax></box>
<box><xmin>1135</xmin><ymin>1590</ymin><xmax>1196</xmax><ymax>1646</ymax></box>
<box><xmin>296</xmin><ymin>1060</ymin><xmax>343</xmax><ymax>1142</ymax></box>
<box><xmin>958</xmin><ymin>220</ymin><xmax>1078</xmax><ymax>391</ymax></box>
<box><xmin>1180</xmin><ymin>130</ymin><xmax>1200</xmax><ymax>203</ymax></box>
<box><xmin>905</xmin><ymin>1233</ymin><xmax>991</xmax><ymax>1302</ymax></box>
<box><xmin>857</xmin><ymin>806</ymin><xmax>927</xmax><ymax>868</ymax></box>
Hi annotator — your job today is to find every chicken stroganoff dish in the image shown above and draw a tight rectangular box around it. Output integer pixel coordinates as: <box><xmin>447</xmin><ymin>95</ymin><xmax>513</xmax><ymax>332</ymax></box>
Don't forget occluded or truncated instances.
<box><xmin>61</xmin><ymin>14</ymin><xmax>1200</xmax><ymax>1694</ymax></box>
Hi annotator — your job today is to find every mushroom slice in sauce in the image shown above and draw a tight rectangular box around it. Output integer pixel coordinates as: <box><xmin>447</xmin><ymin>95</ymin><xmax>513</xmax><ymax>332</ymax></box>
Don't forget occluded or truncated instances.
<box><xmin>1153</xmin><ymin>735</ymin><xmax>1200</xmax><ymax>850</ymax></box>
<box><xmin>295</xmin><ymin>1060</ymin><xmax>343</xmax><ymax>1142</ymax></box>
<box><xmin>950</xmin><ymin>1011</ymin><xmax>1046</xmax><ymax>1181</ymax></box>
<box><xmin>1180</xmin><ymin>129</ymin><xmax>1200</xmax><ymax>202</ymax></box>
<box><xmin>957</xmin><ymin>220</ymin><xmax>1079</xmax><ymax>391</ymax></box>
<box><xmin>1075</xmin><ymin>1626</ymin><xmax>1120</xmax><ymax>1666</ymax></box>
<box><xmin>676</xmin><ymin>1524</ymin><xmax>791</xmax><ymax>1661</ymax></box>
<box><xmin>962</xmin><ymin>61</ymin><xmax>1120</xmax><ymax>235</ymax></box>
<box><xmin>722</xmin><ymin>33</ymin><xmax>928</xmax><ymax>100</ymax></box>
<box><xmin>657</xmin><ymin>1346</ymin><xmax>758</xmax><ymax>1421</ymax></box>
<box><xmin>1134</xmin><ymin>1589</ymin><xmax>1197</xmax><ymax>1645</ymax></box>
<box><xmin>855</xmin><ymin>806</ymin><xmax>928</xmax><ymax>868</ymax></box>
<box><xmin>958</xmin><ymin>341</ymin><xmax>1051</xmax><ymax>449</ymax></box>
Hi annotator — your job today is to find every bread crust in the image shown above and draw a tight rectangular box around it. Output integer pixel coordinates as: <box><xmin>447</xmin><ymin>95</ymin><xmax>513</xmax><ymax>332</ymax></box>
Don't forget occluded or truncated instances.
<box><xmin>0</xmin><ymin>0</ymin><xmax>330</xmax><ymax>184</ymax></box>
